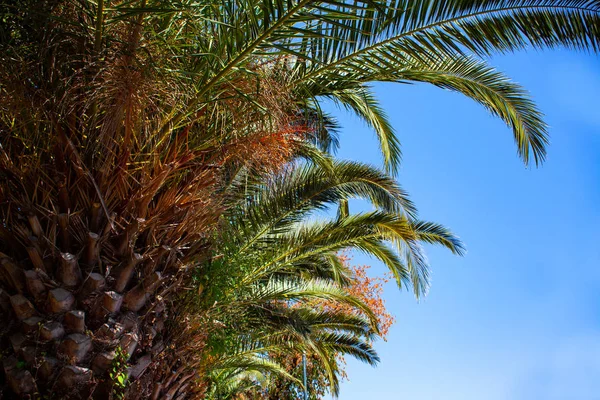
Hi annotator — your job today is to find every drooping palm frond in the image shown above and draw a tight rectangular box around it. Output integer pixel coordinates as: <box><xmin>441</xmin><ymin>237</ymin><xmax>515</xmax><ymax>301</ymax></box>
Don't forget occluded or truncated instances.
<box><xmin>195</xmin><ymin>157</ymin><xmax>463</xmax><ymax>397</ymax></box>
<box><xmin>290</xmin><ymin>0</ymin><xmax>600</xmax><ymax>168</ymax></box>
<box><xmin>206</xmin><ymin>368</ymin><xmax>269</xmax><ymax>400</ymax></box>
<box><xmin>226</xmin><ymin>158</ymin><xmax>417</xmax><ymax>253</ymax></box>
<box><xmin>248</xmin><ymin>211</ymin><xmax>464</xmax><ymax>297</ymax></box>
<box><xmin>198</xmin><ymin>275</ymin><xmax>381</xmax><ymax>398</ymax></box>
<box><xmin>152</xmin><ymin>0</ymin><xmax>600</xmax><ymax>169</ymax></box>
<box><xmin>300</xmin><ymin>52</ymin><xmax>549</xmax><ymax>165</ymax></box>
<box><xmin>324</xmin><ymin>84</ymin><xmax>402</xmax><ymax>174</ymax></box>
<box><xmin>218</xmin><ymin>157</ymin><xmax>463</xmax><ymax>296</ymax></box>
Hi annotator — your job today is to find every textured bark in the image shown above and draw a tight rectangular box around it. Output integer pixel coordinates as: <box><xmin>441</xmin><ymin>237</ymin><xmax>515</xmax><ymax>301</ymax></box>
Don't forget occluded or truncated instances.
<box><xmin>0</xmin><ymin>259</ymin><xmax>25</xmax><ymax>294</ymax></box>
<box><xmin>0</xmin><ymin>213</ymin><xmax>199</xmax><ymax>399</ymax></box>
<box><xmin>64</xmin><ymin>310</ymin><xmax>86</xmax><ymax>333</ymax></box>
<box><xmin>3</xmin><ymin>357</ymin><xmax>37</xmax><ymax>396</ymax></box>
<box><xmin>80</xmin><ymin>273</ymin><xmax>106</xmax><ymax>299</ymax></box>
<box><xmin>57</xmin><ymin>253</ymin><xmax>82</xmax><ymax>288</ymax></box>
<box><xmin>58</xmin><ymin>333</ymin><xmax>93</xmax><ymax>364</ymax></box>
<box><xmin>24</xmin><ymin>270</ymin><xmax>47</xmax><ymax>302</ymax></box>
<box><xmin>48</xmin><ymin>288</ymin><xmax>76</xmax><ymax>314</ymax></box>
<box><xmin>123</xmin><ymin>272</ymin><xmax>162</xmax><ymax>312</ymax></box>
<box><xmin>21</xmin><ymin>317</ymin><xmax>43</xmax><ymax>334</ymax></box>
<box><xmin>115</xmin><ymin>253</ymin><xmax>144</xmax><ymax>293</ymax></box>
<box><xmin>40</xmin><ymin>321</ymin><xmax>66</xmax><ymax>341</ymax></box>
<box><xmin>0</xmin><ymin>7</ymin><xmax>249</xmax><ymax>398</ymax></box>
<box><xmin>9</xmin><ymin>295</ymin><xmax>37</xmax><ymax>320</ymax></box>
<box><xmin>83</xmin><ymin>232</ymin><xmax>100</xmax><ymax>268</ymax></box>
<box><xmin>25</xmin><ymin>246</ymin><xmax>45</xmax><ymax>272</ymax></box>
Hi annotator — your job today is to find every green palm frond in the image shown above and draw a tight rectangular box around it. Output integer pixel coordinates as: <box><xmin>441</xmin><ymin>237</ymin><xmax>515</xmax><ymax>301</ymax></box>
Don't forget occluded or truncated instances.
<box><xmin>395</xmin><ymin>56</ymin><xmax>548</xmax><ymax>164</ymax></box>
<box><xmin>208</xmin><ymin>353</ymin><xmax>299</xmax><ymax>398</ymax></box>
<box><xmin>242</xmin><ymin>278</ymin><xmax>378</xmax><ymax>327</ymax></box>
<box><xmin>8</xmin><ymin>0</ymin><xmax>600</xmax><ymax>170</ymax></box>
<box><xmin>302</xmin><ymin>53</ymin><xmax>549</xmax><ymax>165</ymax></box>
<box><xmin>287</xmin><ymin>307</ymin><xmax>377</xmax><ymax>339</ymax></box>
<box><xmin>289</xmin><ymin>253</ymin><xmax>353</xmax><ymax>285</ymax></box>
<box><xmin>411</xmin><ymin>220</ymin><xmax>466</xmax><ymax>254</ymax></box>
<box><xmin>314</xmin><ymin>331</ymin><xmax>379</xmax><ymax>365</ymax></box>
<box><xmin>307</xmin><ymin>340</ymin><xmax>343</xmax><ymax>396</ymax></box>
<box><xmin>242</xmin><ymin>211</ymin><xmax>462</xmax><ymax>297</ymax></box>
<box><xmin>228</xmin><ymin>159</ymin><xmax>417</xmax><ymax>252</ymax></box>
<box><xmin>293</xmin><ymin>0</ymin><xmax>600</xmax><ymax>166</ymax></box>
<box><xmin>211</xmin><ymin>354</ymin><xmax>297</xmax><ymax>382</ymax></box>
<box><xmin>208</xmin><ymin>369</ymin><xmax>268</xmax><ymax>400</ymax></box>
<box><xmin>214</xmin><ymin>159</ymin><xmax>463</xmax><ymax>299</ymax></box>
<box><xmin>302</xmin><ymin>1</ymin><xmax>600</xmax><ymax>76</ymax></box>
<box><xmin>325</xmin><ymin>84</ymin><xmax>402</xmax><ymax>174</ymax></box>
<box><xmin>204</xmin><ymin>301</ymin><xmax>379</xmax><ymax>396</ymax></box>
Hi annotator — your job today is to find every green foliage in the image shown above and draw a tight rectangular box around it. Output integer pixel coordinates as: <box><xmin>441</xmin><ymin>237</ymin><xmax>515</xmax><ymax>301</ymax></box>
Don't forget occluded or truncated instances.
<box><xmin>195</xmin><ymin>157</ymin><xmax>463</xmax><ymax>398</ymax></box>
<box><xmin>109</xmin><ymin>347</ymin><xmax>130</xmax><ymax>400</ymax></box>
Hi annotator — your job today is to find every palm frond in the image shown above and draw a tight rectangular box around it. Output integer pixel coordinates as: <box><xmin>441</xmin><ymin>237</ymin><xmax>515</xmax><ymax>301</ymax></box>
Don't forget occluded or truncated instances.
<box><xmin>325</xmin><ymin>84</ymin><xmax>402</xmax><ymax>174</ymax></box>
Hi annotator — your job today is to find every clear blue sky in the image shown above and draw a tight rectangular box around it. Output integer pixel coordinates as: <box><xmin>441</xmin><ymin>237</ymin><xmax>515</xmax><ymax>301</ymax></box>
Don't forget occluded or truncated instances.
<box><xmin>328</xmin><ymin>50</ymin><xmax>600</xmax><ymax>400</ymax></box>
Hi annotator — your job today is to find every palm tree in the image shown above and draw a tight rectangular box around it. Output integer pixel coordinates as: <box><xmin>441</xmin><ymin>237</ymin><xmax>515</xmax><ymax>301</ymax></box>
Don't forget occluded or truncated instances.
<box><xmin>189</xmin><ymin>159</ymin><xmax>463</xmax><ymax>398</ymax></box>
<box><xmin>1</xmin><ymin>1</ymin><xmax>600</xmax><ymax>398</ymax></box>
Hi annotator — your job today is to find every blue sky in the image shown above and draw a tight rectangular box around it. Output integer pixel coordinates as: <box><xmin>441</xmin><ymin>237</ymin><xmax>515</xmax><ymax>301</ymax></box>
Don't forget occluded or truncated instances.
<box><xmin>327</xmin><ymin>49</ymin><xmax>600</xmax><ymax>400</ymax></box>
